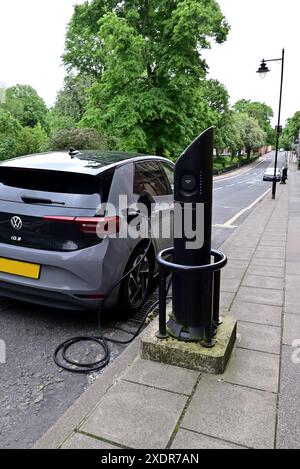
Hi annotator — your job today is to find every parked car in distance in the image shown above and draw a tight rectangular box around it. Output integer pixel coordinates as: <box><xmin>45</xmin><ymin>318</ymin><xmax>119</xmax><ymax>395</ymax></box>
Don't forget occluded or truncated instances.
<box><xmin>0</xmin><ymin>150</ymin><xmax>175</xmax><ymax>313</ymax></box>
<box><xmin>263</xmin><ymin>167</ymin><xmax>281</xmax><ymax>182</ymax></box>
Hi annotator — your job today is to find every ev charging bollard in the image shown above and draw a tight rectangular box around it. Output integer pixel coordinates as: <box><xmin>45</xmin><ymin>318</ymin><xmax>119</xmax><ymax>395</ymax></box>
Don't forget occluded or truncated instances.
<box><xmin>168</xmin><ymin>127</ymin><xmax>214</xmax><ymax>346</ymax></box>
<box><xmin>156</xmin><ymin>128</ymin><xmax>227</xmax><ymax>348</ymax></box>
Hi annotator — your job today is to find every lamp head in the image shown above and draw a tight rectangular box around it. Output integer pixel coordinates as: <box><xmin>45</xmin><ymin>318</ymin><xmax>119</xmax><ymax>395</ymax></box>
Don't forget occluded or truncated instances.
<box><xmin>257</xmin><ymin>59</ymin><xmax>270</xmax><ymax>79</ymax></box>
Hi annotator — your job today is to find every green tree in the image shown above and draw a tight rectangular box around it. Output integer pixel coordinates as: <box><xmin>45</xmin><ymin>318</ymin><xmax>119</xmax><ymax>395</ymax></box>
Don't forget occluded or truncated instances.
<box><xmin>1</xmin><ymin>85</ymin><xmax>49</xmax><ymax>132</ymax></box>
<box><xmin>15</xmin><ymin>125</ymin><xmax>48</xmax><ymax>156</ymax></box>
<box><xmin>234</xmin><ymin>99</ymin><xmax>274</xmax><ymax>145</ymax></box>
<box><xmin>199</xmin><ymin>79</ymin><xmax>232</xmax><ymax>156</ymax></box>
<box><xmin>283</xmin><ymin>111</ymin><xmax>300</xmax><ymax>150</ymax></box>
<box><xmin>64</xmin><ymin>0</ymin><xmax>230</xmax><ymax>156</ymax></box>
<box><xmin>0</xmin><ymin>108</ymin><xmax>22</xmax><ymax>159</ymax></box>
<box><xmin>48</xmin><ymin>128</ymin><xmax>107</xmax><ymax>151</ymax></box>
<box><xmin>53</xmin><ymin>73</ymin><xmax>94</xmax><ymax>124</ymax></box>
<box><xmin>47</xmin><ymin>109</ymin><xmax>75</xmax><ymax>135</ymax></box>
<box><xmin>215</xmin><ymin>111</ymin><xmax>241</xmax><ymax>159</ymax></box>
<box><xmin>234</xmin><ymin>112</ymin><xmax>266</xmax><ymax>158</ymax></box>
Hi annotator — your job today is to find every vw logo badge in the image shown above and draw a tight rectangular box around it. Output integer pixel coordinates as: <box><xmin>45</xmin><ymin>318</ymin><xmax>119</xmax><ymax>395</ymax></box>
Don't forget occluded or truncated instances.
<box><xmin>11</xmin><ymin>216</ymin><xmax>23</xmax><ymax>231</ymax></box>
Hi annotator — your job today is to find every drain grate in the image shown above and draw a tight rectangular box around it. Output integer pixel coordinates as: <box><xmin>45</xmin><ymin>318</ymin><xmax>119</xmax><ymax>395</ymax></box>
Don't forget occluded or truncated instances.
<box><xmin>129</xmin><ymin>292</ymin><xmax>160</xmax><ymax>324</ymax></box>
<box><xmin>129</xmin><ymin>290</ymin><xmax>172</xmax><ymax>325</ymax></box>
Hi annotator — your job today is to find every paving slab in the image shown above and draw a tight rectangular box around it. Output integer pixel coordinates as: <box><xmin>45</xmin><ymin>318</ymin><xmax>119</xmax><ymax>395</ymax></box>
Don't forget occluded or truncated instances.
<box><xmin>220</xmin><ymin>277</ymin><xmax>241</xmax><ymax>293</ymax></box>
<box><xmin>251</xmin><ymin>257</ymin><xmax>285</xmax><ymax>268</ymax></box>
<box><xmin>282</xmin><ymin>314</ymin><xmax>300</xmax><ymax>346</ymax></box>
<box><xmin>242</xmin><ymin>274</ymin><xmax>284</xmax><ymax>291</ymax></box>
<box><xmin>81</xmin><ymin>380</ymin><xmax>187</xmax><ymax>449</ymax></box>
<box><xmin>225</xmin><ymin>248</ymin><xmax>255</xmax><ymax>262</ymax></box>
<box><xmin>262</xmin><ymin>228</ymin><xmax>287</xmax><ymax>233</ymax></box>
<box><xmin>182</xmin><ymin>377</ymin><xmax>277</xmax><ymax>449</ymax></box>
<box><xmin>220</xmin><ymin>292</ymin><xmax>235</xmax><ymax>311</ymax></box>
<box><xmin>61</xmin><ymin>433</ymin><xmax>120</xmax><ymax>449</ymax></box>
<box><xmin>171</xmin><ymin>429</ymin><xmax>245</xmax><ymax>450</ymax></box>
<box><xmin>253</xmin><ymin>249</ymin><xmax>286</xmax><ymax>260</ymax></box>
<box><xmin>246</xmin><ymin>264</ymin><xmax>284</xmax><ymax>279</ymax></box>
<box><xmin>223</xmin><ymin>348</ymin><xmax>280</xmax><ymax>393</ymax></box>
<box><xmin>259</xmin><ymin>239</ymin><xmax>286</xmax><ymax>247</ymax></box>
<box><xmin>285</xmin><ymin>274</ymin><xmax>300</xmax><ymax>290</ymax></box>
<box><xmin>256</xmin><ymin>245</ymin><xmax>286</xmax><ymax>253</ymax></box>
<box><xmin>277</xmin><ymin>346</ymin><xmax>300</xmax><ymax>449</ymax></box>
<box><xmin>122</xmin><ymin>358</ymin><xmax>199</xmax><ymax>396</ymax></box>
<box><xmin>235</xmin><ymin>286</ymin><xmax>283</xmax><ymax>307</ymax></box>
<box><xmin>261</xmin><ymin>235</ymin><xmax>287</xmax><ymax>241</ymax></box>
<box><xmin>266</xmin><ymin>228</ymin><xmax>286</xmax><ymax>233</ymax></box>
<box><xmin>224</xmin><ymin>239</ymin><xmax>259</xmax><ymax>249</ymax></box>
<box><xmin>222</xmin><ymin>267</ymin><xmax>245</xmax><ymax>280</ymax></box>
<box><xmin>223</xmin><ymin>259</ymin><xmax>249</xmax><ymax>270</ymax></box>
<box><xmin>231</xmin><ymin>301</ymin><xmax>282</xmax><ymax>327</ymax></box>
<box><xmin>237</xmin><ymin>321</ymin><xmax>281</xmax><ymax>355</ymax></box>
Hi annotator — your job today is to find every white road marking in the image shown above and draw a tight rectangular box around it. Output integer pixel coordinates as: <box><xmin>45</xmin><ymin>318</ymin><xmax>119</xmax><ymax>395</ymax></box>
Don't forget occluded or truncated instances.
<box><xmin>221</xmin><ymin>189</ymin><xmax>271</xmax><ymax>227</ymax></box>
<box><xmin>213</xmin><ymin>224</ymin><xmax>237</xmax><ymax>229</ymax></box>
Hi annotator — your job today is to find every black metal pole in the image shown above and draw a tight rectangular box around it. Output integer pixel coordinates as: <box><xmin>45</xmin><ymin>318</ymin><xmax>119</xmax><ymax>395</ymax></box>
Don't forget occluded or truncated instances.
<box><xmin>156</xmin><ymin>265</ymin><xmax>168</xmax><ymax>339</ymax></box>
<box><xmin>213</xmin><ymin>270</ymin><xmax>221</xmax><ymax>327</ymax></box>
<box><xmin>272</xmin><ymin>48</ymin><xmax>285</xmax><ymax>200</ymax></box>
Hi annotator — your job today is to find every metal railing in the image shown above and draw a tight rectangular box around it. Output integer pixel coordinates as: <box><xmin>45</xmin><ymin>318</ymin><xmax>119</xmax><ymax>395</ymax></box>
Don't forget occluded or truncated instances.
<box><xmin>156</xmin><ymin>248</ymin><xmax>227</xmax><ymax>342</ymax></box>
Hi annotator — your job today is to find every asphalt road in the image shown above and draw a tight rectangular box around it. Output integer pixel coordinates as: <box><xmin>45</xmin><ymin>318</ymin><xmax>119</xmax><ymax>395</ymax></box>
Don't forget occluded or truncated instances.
<box><xmin>212</xmin><ymin>151</ymin><xmax>287</xmax><ymax>247</ymax></box>
<box><xmin>0</xmin><ymin>151</ymin><xmax>287</xmax><ymax>448</ymax></box>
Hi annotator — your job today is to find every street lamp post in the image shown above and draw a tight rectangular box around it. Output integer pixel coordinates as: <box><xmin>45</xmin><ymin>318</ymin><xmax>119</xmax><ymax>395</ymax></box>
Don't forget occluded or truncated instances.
<box><xmin>257</xmin><ymin>49</ymin><xmax>285</xmax><ymax>200</ymax></box>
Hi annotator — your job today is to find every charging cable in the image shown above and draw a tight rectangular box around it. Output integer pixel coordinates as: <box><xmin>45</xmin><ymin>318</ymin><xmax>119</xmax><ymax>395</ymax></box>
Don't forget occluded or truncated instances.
<box><xmin>54</xmin><ymin>212</ymin><xmax>172</xmax><ymax>373</ymax></box>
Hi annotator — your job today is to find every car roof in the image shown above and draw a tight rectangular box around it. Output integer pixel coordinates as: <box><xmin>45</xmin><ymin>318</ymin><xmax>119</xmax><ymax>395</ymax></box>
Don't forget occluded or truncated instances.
<box><xmin>0</xmin><ymin>150</ymin><xmax>174</xmax><ymax>176</ymax></box>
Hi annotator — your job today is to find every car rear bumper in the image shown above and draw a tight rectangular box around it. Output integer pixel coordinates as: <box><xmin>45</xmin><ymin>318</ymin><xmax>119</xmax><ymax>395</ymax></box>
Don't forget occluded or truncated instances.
<box><xmin>0</xmin><ymin>238</ymin><xmax>129</xmax><ymax>310</ymax></box>
<box><xmin>263</xmin><ymin>176</ymin><xmax>281</xmax><ymax>181</ymax></box>
<box><xmin>0</xmin><ymin>279</ymin><xmax>105</xmax><ymax>310</ymax></box>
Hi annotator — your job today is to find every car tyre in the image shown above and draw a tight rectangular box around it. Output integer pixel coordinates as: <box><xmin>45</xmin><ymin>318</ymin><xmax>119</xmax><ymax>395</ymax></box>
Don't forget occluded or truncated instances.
<box><xmin>118</xmin><ymin>244</ymin><xmax>154</xmax><ymax>316</ymax></box>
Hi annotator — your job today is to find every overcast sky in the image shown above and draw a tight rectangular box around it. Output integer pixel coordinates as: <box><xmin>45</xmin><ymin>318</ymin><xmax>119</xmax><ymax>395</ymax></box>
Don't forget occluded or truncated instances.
<box><xmin>205</xmin><ymin>0</ymin><xmax>300</xmax><ymax>125</ymax></box>
<box><xmin>0</xmin><ymin>0</ymin><xmax>299</xmax><ymax>124</ymax></box>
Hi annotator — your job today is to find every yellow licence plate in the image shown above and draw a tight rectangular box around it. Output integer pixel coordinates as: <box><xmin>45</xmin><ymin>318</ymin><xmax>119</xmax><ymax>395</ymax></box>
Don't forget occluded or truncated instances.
<box><xmin>0</xmin><ymin>258</ymin><xmax>41</xmax><ymax>280</ymax></box>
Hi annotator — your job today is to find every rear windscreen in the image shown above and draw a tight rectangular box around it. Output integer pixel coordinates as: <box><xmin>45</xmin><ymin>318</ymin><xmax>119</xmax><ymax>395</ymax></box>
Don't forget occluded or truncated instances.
<box><xmin>0</xmin><ymin>168</ymin><xmax>97</xmax><ymax>194</ymax></box>
<box><xmin>0</xmin><ymin>167</ymin><xmax>114</xmax><ymax>200</ymax></box>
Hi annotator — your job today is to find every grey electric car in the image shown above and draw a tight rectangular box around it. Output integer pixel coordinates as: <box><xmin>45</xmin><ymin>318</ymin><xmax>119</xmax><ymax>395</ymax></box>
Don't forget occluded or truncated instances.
<box><xmin>0</xmin><ymin>150</ymin><xmax>174</xmax><ymax>312</ymax></box>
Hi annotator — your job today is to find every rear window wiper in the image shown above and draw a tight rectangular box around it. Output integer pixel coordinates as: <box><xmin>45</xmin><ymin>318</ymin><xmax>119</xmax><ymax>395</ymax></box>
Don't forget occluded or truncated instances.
<box><xmin>21</xmin><ymin>196</ymin><xmax>65</xmax><ymax>206</ymax></box>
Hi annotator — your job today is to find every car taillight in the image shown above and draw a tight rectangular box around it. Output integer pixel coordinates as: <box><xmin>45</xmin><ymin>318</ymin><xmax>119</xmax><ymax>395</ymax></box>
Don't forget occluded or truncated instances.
<box><xmin>44</xmin><ymin>216</ymin><xmax>120</xmax><ymax>235</ymax></box>
<box><xmin>75</xmin><ymin>217</ymin><xmax>120</xmax><ymax>235</ymax></box>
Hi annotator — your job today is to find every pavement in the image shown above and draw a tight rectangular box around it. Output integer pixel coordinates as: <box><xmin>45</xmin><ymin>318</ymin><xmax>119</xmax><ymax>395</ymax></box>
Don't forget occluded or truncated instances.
<box><xmin>34</xmin><ymin>159</ymin><xmax>300</xmax><ymax>450</ymax></box>
<box><xmin>0</xmin><ymin>152</ymin><xmax>284</xmax><ymax>449</ymax></box>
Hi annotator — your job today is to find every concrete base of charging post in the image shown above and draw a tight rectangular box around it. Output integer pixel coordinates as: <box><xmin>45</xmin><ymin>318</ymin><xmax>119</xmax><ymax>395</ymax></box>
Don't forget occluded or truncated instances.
<box><xmin>141</xmin><ymin>309</ymin><xmax>237</xmax><ymax>375</ymax></box>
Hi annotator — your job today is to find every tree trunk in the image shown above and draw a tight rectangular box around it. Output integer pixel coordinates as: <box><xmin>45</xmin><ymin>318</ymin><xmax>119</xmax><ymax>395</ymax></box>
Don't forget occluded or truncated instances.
<box><xmin>156</xmin><ymin>146</ymin><xmax>164</xmax><ymax>156</ymax></box>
